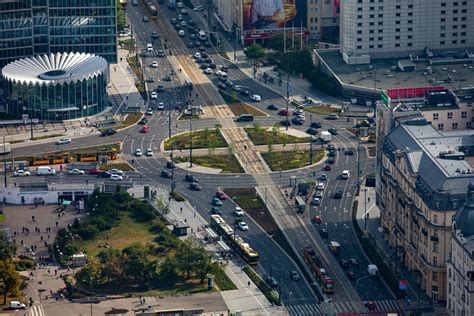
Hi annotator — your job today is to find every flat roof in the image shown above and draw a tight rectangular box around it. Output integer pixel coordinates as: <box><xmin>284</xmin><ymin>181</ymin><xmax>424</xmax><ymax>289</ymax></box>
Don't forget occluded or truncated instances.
<box><xmin>318</xmin><ymin>50</ymin><xmax>474</xmax><ymax>91</ymax></box>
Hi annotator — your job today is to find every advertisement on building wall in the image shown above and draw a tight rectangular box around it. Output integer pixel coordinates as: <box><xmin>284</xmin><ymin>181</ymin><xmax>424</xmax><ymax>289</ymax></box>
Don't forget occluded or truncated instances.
<box><xmin>242</xmin><ymin>0</ymin><xmax>307</xmax><ymax>37</ymax></box>
<box><xmin>333</xmin><ymin>0</ymin><xmax>340</xmax><ymax>17</ymax></box>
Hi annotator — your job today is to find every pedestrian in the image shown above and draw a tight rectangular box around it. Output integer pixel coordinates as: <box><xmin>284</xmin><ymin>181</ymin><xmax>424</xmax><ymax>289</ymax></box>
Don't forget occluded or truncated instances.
<box><xmin>47</xmin><ymin>235</ymin><xmax>50</xmax><ymax>240</ymax></box>
<box><xmin>40</xmin><ymin>236</ymin><xmax>43</xmax><ymax>241</ymax></box>
<box><xmin>20</xmin><ymin>240</ymin><xmax>23</xmax><ymax>245</ymax></box>
<box><xmin>48</xmin><ymin>269</ymin><xmax>51</xmax><ymax>274</ymax></box>
<box><xmin>44</xmin><ymin>241</ymin><xmax>47</xmax><ymax>247</ymax></box>
<box><xmin>55</xmin><ymin>221</ymin><xmax>58</xmax><ymax>227</ymax></box>
<box><xmin>54</xmin><ymin>269</ymin><xmax>57</xmax><ymax>276</ymax></box>
<box><xmin>248</xmin><ymin>281</ymin><xmax>250</xmax><ymax>287</ymax></box>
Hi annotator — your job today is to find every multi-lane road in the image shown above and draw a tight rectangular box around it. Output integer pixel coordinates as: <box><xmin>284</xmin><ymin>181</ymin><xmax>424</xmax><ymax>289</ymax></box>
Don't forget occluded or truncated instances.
<box><xmin>9</xmin><ymin>1</ymin><xmax>401</xmax><ymax>315</ymax></box>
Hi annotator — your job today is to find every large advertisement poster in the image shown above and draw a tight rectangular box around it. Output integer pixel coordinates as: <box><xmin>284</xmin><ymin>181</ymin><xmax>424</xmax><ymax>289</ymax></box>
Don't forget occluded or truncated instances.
<box><xmin>333</xmin><ymin>0</ymin><xmax>340</xmax><ymax>17</ymax></box>
<box><xmin>242</xmin><ymin>0</ymin><xmax>307</xmax><ymax>35</ymax></box>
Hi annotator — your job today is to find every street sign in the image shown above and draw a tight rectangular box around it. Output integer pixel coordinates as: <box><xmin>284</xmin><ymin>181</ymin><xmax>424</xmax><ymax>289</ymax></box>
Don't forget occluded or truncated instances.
<box><xmin>399</xmin><ymin>280</ymin><xmax>408</xmax><ymax>290</ymax></box>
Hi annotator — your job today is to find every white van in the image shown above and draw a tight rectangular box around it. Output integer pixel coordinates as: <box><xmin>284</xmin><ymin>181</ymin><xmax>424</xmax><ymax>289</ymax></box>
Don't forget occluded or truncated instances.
<box><xmin>37</xmin><ymin>166</ymin><xmax>56</xmax><ymax>176</ymax></box>
<box><xmin>342</xmin><ymin>170</ymin><xmax>350</xmax><ymax>179</ymax></box>
<box><xmin>147</xmin><ymin>43</ymin><xmax>153</xmax><ymax>52</ymax></box>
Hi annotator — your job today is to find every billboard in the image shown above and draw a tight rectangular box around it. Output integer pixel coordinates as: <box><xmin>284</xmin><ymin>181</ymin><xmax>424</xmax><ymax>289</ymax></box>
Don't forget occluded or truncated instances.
<box><xmin>333</xmin><ymin>0</ymin><xmax>340</xmax><ymax>17</ymax></box>
<box><xmin>242</xmin><ymin>0</ymin><xmax>307</xmax><ymax>35</ymax></box>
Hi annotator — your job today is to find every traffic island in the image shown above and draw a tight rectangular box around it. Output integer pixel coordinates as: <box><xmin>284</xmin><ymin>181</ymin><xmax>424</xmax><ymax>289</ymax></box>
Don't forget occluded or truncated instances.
<box><xmin>244</xmin><ymin>126</ymin><xmax>311</xmax><ymax>145</ymax></box>
<box><xmin>164</xmin><ymin>128</ymin><xmax>228</xmax><ymax>150</ymax></box>
<box><xmin>219</xmin><ymin>91</ymin><xmax>267</xmax><ymax>117</ymax></box>
<box><xmin>173</xmin><ymin>154</ymin><xmax>245</xmax><ymax>173</ymax></box>
<box><xmin>305</xmin><ymin>105</ymin><xmax>341</xmax><ymax>116</ymax></box>
<box><xmin>261</xmin><ymin>149</ymin><xmax>324</xmax><ymax>171</ymax></box>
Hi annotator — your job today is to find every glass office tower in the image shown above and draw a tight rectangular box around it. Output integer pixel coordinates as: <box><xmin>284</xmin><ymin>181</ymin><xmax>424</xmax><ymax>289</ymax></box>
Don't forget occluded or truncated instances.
<box><xmin>0</xmin><ymin>0</ymin><xmax>117</xmax><ymax>68</ymax></box>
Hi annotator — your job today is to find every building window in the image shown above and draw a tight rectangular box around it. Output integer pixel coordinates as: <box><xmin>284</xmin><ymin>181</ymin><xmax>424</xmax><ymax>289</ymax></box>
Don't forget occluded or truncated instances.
<box><xmin>449</xmin><ymin>283</ymin><xmax>452</xmax><ymax>294</ymax></box>
<box><xmin>433</xmin><ymin>257</ymin><xmax>438</xmax><ymax>267</ymax></box>
<box><xmin>433</xmin><ymin>242</ymin><xmax>438</xmax><ymax>253</ymax></box>
<box><xmin>440</xmin><ymin>41</ymin><xmax>445</xmax><ymax>45</ymax></box>
<box><xmin>434</xmin><ymin>215</ymin><xmax>438</xmax><ymax>223</ymax></box>
<box><xmin>433</xmin><ymin>271</ymin><xmax>437</xmax><ymax>280</ymax></box>
<box><xmin>447</xmin><ymin>112</ymin><xmax>453</xmax><ymax>119</ymax></box>
<box><xmin>453</xmin><ymin>122</ymin><xmax>458</xmax><ymax>129</ymax></box>
<box><xmin>438</xmin><ymin>123</ymin><xmax>444</xmax><ymax>130</ymax></box>
<box><xmin>378</xmin><ymin>44</ymin><xmax>383</xmax><ymax>48</ymax></box>
<box><xmin>467</xmin><ymin>121</ymin><xmax>471</xmax><ymax>129</ymax></box>
<box><xmin>433</xmin><ymin>113</ymin><xmax>438</xmax><ymax>120</ymax></box>
<box><xmin>462</xmin><ymin>111</ymin><xmax>467</xmax><ymax>118</ymax></box>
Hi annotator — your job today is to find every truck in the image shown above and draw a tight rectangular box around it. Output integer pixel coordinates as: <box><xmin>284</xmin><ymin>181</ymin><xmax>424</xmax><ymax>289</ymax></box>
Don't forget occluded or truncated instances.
<box><xmin>329</xmin><ymin>241</ymin><xmax>341</xmax><ymax>254</ymax></box>
<box><xmin>320</xmin><ymin>131</ymin><xmax>332</xmax><ymax>143</ymax></box>
<box><xmin>367</xmin><ymin>264</ymin><xmax>379</xmax><ymax>276</ymax></box>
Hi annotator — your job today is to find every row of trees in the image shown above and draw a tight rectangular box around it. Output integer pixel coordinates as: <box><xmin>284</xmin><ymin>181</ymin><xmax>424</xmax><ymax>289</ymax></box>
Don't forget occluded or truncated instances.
<box><xmin>75</xmin><ymin>239</ymin><xmax>211</xmax><ymax>291</ymax></box>
<box><xmin>0</xmin><ymin>233</ymin><xmax>21</xmax><ymax>304</ymax></box>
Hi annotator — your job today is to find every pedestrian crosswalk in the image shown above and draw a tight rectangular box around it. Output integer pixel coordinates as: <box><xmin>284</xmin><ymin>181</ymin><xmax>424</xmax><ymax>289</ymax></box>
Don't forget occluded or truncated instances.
<box><xmin>29</xmin><ymin>305</ymin><xmax>45</xmax><ymax>316</ymax></box>
<box><xmin>286</xmin><ymin>300</ymin><xmax>400</xmax><ymax>316</ymax></box>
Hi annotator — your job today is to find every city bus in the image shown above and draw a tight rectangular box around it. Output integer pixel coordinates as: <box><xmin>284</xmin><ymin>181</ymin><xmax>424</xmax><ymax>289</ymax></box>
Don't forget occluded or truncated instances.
<box><xmin>146</xmin><ymin>2</ymin><xmax>158</xmax><ymax>19</ymax></box>
<box><xmin>185</xmin><ymin>78</ymin><xmax>193</xmax><ymax>91</ymax></box>
<box><xmin>210</xmin><ymin>214</ymin><xmax>259</xmax><ymax>265</ymax></box>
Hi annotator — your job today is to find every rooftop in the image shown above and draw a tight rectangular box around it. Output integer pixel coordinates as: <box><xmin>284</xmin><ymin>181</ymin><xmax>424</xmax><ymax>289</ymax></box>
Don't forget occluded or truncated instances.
<box><xmin>318</xmin><ymin>50</ymin><xmax>474</xmax><ymax>91</ymax></box>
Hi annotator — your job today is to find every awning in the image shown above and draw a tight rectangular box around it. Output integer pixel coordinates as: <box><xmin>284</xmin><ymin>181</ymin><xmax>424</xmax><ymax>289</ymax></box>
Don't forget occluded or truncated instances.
<box><xmin>62</xmin><ymin>200</ymin><xmax>72</xmax><ymax>206</ymax></box>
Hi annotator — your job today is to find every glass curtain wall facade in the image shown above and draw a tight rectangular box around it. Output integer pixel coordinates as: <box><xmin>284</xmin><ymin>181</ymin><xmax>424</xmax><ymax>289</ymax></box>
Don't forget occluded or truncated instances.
<box><xmin>4</xmin><ymin>73</ymin><xmax>107</xmax><ymax>121</ymax></box>
<box><xmin>0</xmin><ymin>0</ymin><xmax>117</xmax><ymax>68</ymax></box>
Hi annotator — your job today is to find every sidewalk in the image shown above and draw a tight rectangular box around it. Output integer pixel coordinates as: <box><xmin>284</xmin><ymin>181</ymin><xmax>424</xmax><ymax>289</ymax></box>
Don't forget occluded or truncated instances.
<box><xmin>2</xmin><ymin>48</ymin><xmax>142</xmax><ymax>144</ymax></box>
<box><xmin>355</xmin><ymin>186</ymin><xmax>436</xmax><ymax>314</ymax></box>
<box><xmin>128</xmin><ymin>185</ymin><xmax>286</xmax><ymax>315</ymax></box>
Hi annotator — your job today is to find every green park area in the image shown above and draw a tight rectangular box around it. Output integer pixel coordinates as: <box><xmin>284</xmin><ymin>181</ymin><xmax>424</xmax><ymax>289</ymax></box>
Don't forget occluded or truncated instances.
<box><xmin>174</xmin><ymin>154</ymin><xmax>244</xmax><ymax>173</ymax></box>
<box><xmin>305</xmin><ymin>106</ymin><xmax>341</xmax><ymax>116</ymax></box>
<box><xmin>164</xmin><ymin>127</ymin><xmax>227</xmax><ymax>150</ymax></box>
<box><xmin>54</xmin><ymin>191</ymin><xmax>235</xmax><ymax>297</ymax></box>
<box><xmin>261</xmin><ymin>149</ymin><xmax>324</xmax><ymax>171</ymax></box>
<box><xmin>245</xmin><ymin>124</ymin><xmax>311</xmax><ymax>146</ymax></box>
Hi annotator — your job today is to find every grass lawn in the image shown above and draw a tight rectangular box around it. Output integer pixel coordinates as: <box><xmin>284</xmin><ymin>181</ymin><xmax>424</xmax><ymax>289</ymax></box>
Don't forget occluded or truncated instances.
<box><xmin>82</xmin><ymin>215</ymin><xmax>157</xmax><ymax>257</ymax></box>
<box><xmin>98</xmin><ymin>162</ymin><xmax>134</xmax><ymax>171</ymax></box>
<box><xmin>164</xmin><ymin>129</ymin><xmax>227</xmax><ymax>150</ymax></box>
<box><xmin>178</xmin><ymin>114</ymin><xmax>200</xmax><ymax>121</ymax></box>
<box><xmin>173</xmin><ymin>154</ymin><xmax>244</xmax><ymax>173</ymax></box>
<box><xmin>69</xmin><ymin>143</ymin><xmax>121</xmax><ymax>154</ymax></box>
<box><xmin>261</xmin><ymin>149</ymin><xmax>324</xmax><ymax>171</ymax></box>
<box><xmin>119</xmin><ymin>113</ymin><xmax>142</xmax><ymax>129</ymax></box>
<box><xmin>211</xmin><ymin>263</ymin><xmax>237</xmax><ymax>291</ymax></box>
<box><xmin>0</xmin><ymin>213</ymin><xmax>5</xmax><ymax>222</ymax></box>
<box><xmin>244</xmin><ymin>128</ymin><xmax>311</xmax><ymax>145</ymax></box>
<box><xmin>9</xmin><ymin>140</ymin><xmax>24</xmax><ymax>144</ymax></box>
<box><xmin>305</xmin><ymin>106</ymin><xmax>341</xmax><ymax>116</ymax></box>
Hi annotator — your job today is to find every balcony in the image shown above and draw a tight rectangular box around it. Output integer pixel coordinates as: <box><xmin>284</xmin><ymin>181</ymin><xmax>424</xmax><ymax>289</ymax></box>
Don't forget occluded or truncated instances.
<box><xmin>431</xmin><ymin>235</ymin><xmax>439</xmax><ymax>242</ymax></box>
<box><xmin>422</xmin><ymin>228</ymin><xmax>428</xmax><ymax>236</ymax></box>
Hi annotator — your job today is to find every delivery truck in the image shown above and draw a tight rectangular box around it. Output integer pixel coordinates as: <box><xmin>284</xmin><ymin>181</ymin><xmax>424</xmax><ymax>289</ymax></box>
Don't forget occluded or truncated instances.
<box><xmin>320</xmin><ymin>131</ymin><xmax>332</xmax><ymax>143</ymax></box>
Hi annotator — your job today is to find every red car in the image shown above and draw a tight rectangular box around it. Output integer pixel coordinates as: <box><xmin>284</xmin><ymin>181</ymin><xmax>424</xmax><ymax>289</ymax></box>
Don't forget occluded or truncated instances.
<box><xmin>313</xmin><ymin>215</ymin><xmax>322</xmax><ymax>224</ymax></box>
<box><xmin>278</xmin><ymin>109</ymin><xmax>290</xmax><ymax>116</ymax></box>
<box><xmin>141</xmin><ymin>125</ymin><xmax>151</xmax><ymax>133</ymax></box>
<box><xmin>324</xmin><ymin>164</ymin><xmax>332</xmax><ymax>171</ymax></box>
<box><xmin>88</xmin><ymin>168</ymin><xmax>102</xmax><ymax>175</ymax></box>
<box><xmin>216</xmin><ymin>190</ymin><xmax>228</xmax><ymax>200</ymax></box>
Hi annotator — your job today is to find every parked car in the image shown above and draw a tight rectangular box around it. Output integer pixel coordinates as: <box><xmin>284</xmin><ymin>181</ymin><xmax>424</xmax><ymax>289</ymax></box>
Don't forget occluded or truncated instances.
<box><xmin>324</xmin><ymin>164</ymin><xmax>332</xmax><ymax>171</ymax></box>
<box><xmin>13</xmin><ymin>170</ymin><xmax>30</xmax><ymax>177</ymax></box>
<box><xmin>234</xmin><ymin>207</ymin><xmax>244</xmax><ymax>216</ymax></box>
<box><xmin>319</xmin><ymin>228</ymin><xmax>329</xmax><ymax>239</ymax></box>
<box><xmin>101</xmin><ymin>129</ymin><xmax>117</xmax><ymax>136</ymax></box>
<box><xmin>68</xmin><ymin>169</ymin><xmax>84</xmax><ymax>175</ymax></box>
<box><xmin>238</xmin><ymin>221</ymin><xmax>249</xmax><ymax>231</ymax></box>
<box><xmin>328</xmin><ymin>128</ymin><xmax>338</xmax><ymax>135</ymax></box>
<box><xmin>211</xmin><ymin>207</ymin><xmax>222</xmax><ymax>215</ymax></box>
<box><xmin>109</xmin><ymin>169</ymin><xmax>124</xmax><ymax>175</ymax></box>
<box><xmin>56</xmin><ymin>137</ymin><xmax>71</xmax><ymax>145</ymax></box>
<box><xmin>346</xmin><ymin>270</ymin><xmax>356</xmax><ymax>279</ymax></box>
<box><xmin>212</xmin><ymin>197</ymin><xmax>223</xmax><ymax>206</ymax></box>
<box><xmin>315</xmin><ymin>190</ymin><xmax>324</xmax><ymax>198</ymax></box>
<box><xmin>312</xmin><ymin>198</ymin><xmax>321</xmax><ymax>205</ymax></box>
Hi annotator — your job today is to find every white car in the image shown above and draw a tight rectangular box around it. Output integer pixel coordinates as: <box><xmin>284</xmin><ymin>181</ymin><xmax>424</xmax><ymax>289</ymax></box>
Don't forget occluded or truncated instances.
<box><xmin>177</xmin><ymin>2</ymin><xmax>183</xmax><ymax>8</ymax></box>
<box><xmin>234</xmin><ymin>207</ymin><xmax>244</xmax><ymax>216</ymax></box>
<box><xmin>194</xmin><ymin>52</ymin><xmax>201</xmax><ymax>59</ymax></box>
<box><xmin>9</xmin><ymin>301</ymin><xmax>26</xmax><ymax>310</ymax></box>
<box><xmin>204</xmin><ymin>68</ymin><xmax>212</xmax><ymax>74</ymax></box>
<box><xmin>56</xmin><ymin>138</ymin><xmax>71</xmax><ymax>145</ymax></box>
<box><xmin>312</xmin><ymin>197</ymin><xmax>321</xmax><ymax>205</ymax></box>
<box><xmin>250</xmin><ymin>95</ymin><xmax>261</xmax><ymax>102</ymax></box>
<box><xmin>157</xmin><ymin>102</ymin><xmax>165</xmax><ymax>110</ymax></box>
<box><xmin>146</xmin><ymin>148</ymin><xmax>154</xmax><ymax>156</ymax></box>
<box><xmin>146</xmin><ymin>108</ymin><xmax>154</xmax><ymax>115</ymax></box>
<box><xmin>315</xmin><ymin>190</ymin><xmax>324</xmax><ymax>198</ymax></box>
<box><xmin>110</xmin><ymin>174</ymin><xmax>123</xmax><ymax>181</ymax></box>
<box><xmin>178</xmin><ymin>30</ymin><xmax>185</xmax><ymax>37</ymax></box>
<box><xmin>181</xmin><ymin>21</ymin><xmax>187</xmax><ymax>27</ymax></box>
<box><xmin>68</xmin><ymin>169</ymin><xmax>84</xmax><ymax>175</ymax></box>
<box><xmin>109</xmin><ymin>169</ymin><xmax>124</xmax><ymax>175</ymax></box>
<box><xmin>135</xmin><ymin>149</ymin><xmax>143</xmax><ymax>157</ymax></box>
<box><xmin>151</xmin><ymin>61</ymin><xmax>158</xmax><ymax>68</ymax></box>
<box><xmin>238</xmin><ymin>221</ymin><xmax>249</xmax><ymax>231</ymax></box>
<box><xmin>194</xmin><ymin>5</ymin><xmax>203</xmax><ymax>11</ymax></box>
<box><xmin>13</xmin><ymin>170</ymin><xmax>30</xmax><ymax>177</ymax></box>
<box><xmin>118</xmin><ymin>31</ymin><xmax>131</xmax><ymax>38</ymax></box>
<box><xmin>151</xmin><ymin>91</ymin><xmax>158</xmax><ymax>99</ymax></box>
<box><xmin>317</xmin><ymin>182</ymin><xmax>325</xmax><ymax>190</ymax></box>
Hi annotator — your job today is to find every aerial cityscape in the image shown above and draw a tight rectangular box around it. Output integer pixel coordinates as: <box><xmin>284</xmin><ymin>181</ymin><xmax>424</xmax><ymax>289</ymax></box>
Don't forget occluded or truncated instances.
<box><xmin>0</xmin><ymin>1</ymin><xmax>473</xmax><ymax>316</ymax></box>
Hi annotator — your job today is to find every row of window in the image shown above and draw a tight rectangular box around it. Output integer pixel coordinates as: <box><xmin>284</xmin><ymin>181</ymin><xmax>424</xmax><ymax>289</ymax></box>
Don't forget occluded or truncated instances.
<box><xmin>437</xmin><ymin>122</ymin><xmax>472</xmax><ymax>130</ymax></box>
<box><xmin>49</xmin><ymin>8</ymin><xmax>115</xmax><ymax>17</ymax></box>
<box><xmin>49</xmin><ymin>35</ymin><xmax>116</xmax><ymax>45</ymax></box>
<box><xmin>433</xmin><ymin>112</ymin><xmax>468</xmax><ymax>120</ymax></box>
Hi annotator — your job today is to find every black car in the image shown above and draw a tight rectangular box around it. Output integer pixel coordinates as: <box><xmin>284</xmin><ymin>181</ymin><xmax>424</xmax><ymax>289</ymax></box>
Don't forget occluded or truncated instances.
<box><xmin>328</xmin><ymin>151</ymin><xmax>336</xmax><ymax>157</ymax></box>
<box><xmin>190</xmin><ymin>182</ymin><xmax>201</xmax><ymax>191</ymax></box>
<box><xmin>306</xmin><ymin>127</ymin><xmax>318</xmax><ymax>135</ymax></box>
<box><xmin>157</xmin><ymin>85</ymin><xmax>165</xmax><ymax>92</ymax></box>
<box><xmin>211</xmin><ymin>207</ymin><xmax>222</xmax><ymax>215</ymax></box>
<box><xmin>346</xmin><ymin>270</ymin><xmax>356</xmax><ymax>279</ymax></box>
<box><xmin>319</xmin><ymin>228</ymin><xmax>329</xmax><ymax>239</ymax></box>
<box><xmin>265</xmin><ymin>276</ymin><xmax>278</xmax><ymax>288</ymax></box>
<box><xmin>146</xmin><ymin>77</ymin><xmax>155</xmax><ymax>83</ymax></box>
<box><xmin>292</xmin><ymin>117</ymin><xmax>304</xmax><ymax>125</ymax></box>
<box><xmin>328</xmin><ymin>128</ymin><xmax>338</xmax><ymax>135</ymax></box>
<box><xmin>98</xmin><ymin>171</ymin><xmax>111</xmax><ymax>178</ymax></box>
<box><xmin>310</xmin><ymin>121</ymin><xmax>322</xmax><ymax>128</ymax></box>
<box><xmin>327</xmin><ymin>157</ymin><xmax>335</xmax><ymax>164</ymax></box>
<box><xmin>267</xmin><ymin>104</ymin><xmax>278</xmax><ymax>110</ymax></box>
<box><xmin>101</xmin><ymin>128</ymin><xmax>117</xmax><ymax>136</ymax></box>
<box><xmin>185</xmin><ymin>174</ymin><xmax>198</xmax><ymax>182</ymax></box>
<box><xmin>189</xmin><ymin>19</ymin><xmax>195</xmax><ymax>26</ymax></box>
<box><xmin>151</xmin><ymin>32</ymin><xmax>159</xmax><ymax>39</ymax></box>
<box><xmin>198</xmin><ymin>46</ymin><xmax>206</xmax><ymax>52</ymax></box>
<box><xmin>174</xmin><ymin>23</ymin><xmax>181</xmax><ymax>30</ymax></box>
<box><xmin>199</xmin><ymin>63</ymin><xmax>208</xmax><ymax>69</ymax></box>
<box><xmin>334</xmin><ymin>190</ymin><xmax>343</xmax><ymax>199</ymax></box>
<box><xmin>221</xmin><ymin>65</ymin><xmax>229</xmax><ymax>72</ymax></box>
<box><xmin>166</xmin><ymin>161</ymin><xmax>176</xmax><ymax>169</ymax></box>
<box><xmin>161</xmin><ymin>170</ymin><xmax>172</xmax><ymax>178</ymax></box>
<box><xmin>163</xmin><ymin>76</ymin><xmax>172</xmax><ymax>81</ymax></box>
<box><xmin>139</xmin><ymin>118</ymin><xmax>148</xmax><ymax>125</ymax></box>
<box><xmin>327</xmin><ymin>144</ymin><xmax>336</xmax><ymax>151</ymax></box>
<box><xmin>340</xmin><ymin>259</ymin><xmax>349</xmax><ymax>268</ymax></box>
<box><xmin>157</xmin><ymin>50</ymin><xmax>166</xmax><ymax>57</ymax></box>
<box><xmin>240</xmin><ymin>90</ymin><xmax>249</xmax><ymax>96</ymax></box>
<box><xmin>194</xmin><ymin>40</ymin><xmax>201</xmax><ymax>46</ymax></box>
<box><xmin>280</xmin><ymin>119</ymin><xmax>291</xmax><ymax>127</ymax></box>
<box><xmin>204</xmin><ymin>42</ymin><xmax>212</xmax><ymax>47</ymax></box>
<box><xmin>346</xmin><ymin>149</ymin><xmax>355</xmax><ymax>155</ymax></box>
<box><xmin>201</xmin><ymin>52</ymin><xmax>208</xmax><ymax>58</ymax></box>
<box><xmin>196</xmin><ymin>58</ymin><xmax>204</xmax><ymax>64</ymax></box>
<box><xmin>204</xmin><ymin>57</ymin><xmax>212</xmax><ymax>63</ymax></box>
<box><xmin>188</xmin><ymin>42</ymin><xmax>195</xmax><ymax>48</ymax></box>
<box><xmin>209</xmin><ymin>63</ymin><xmax>217</xmax><ymax>69</ymax></box>
<box><xmin>225</xmin><ymin>80</ymin><xmax>233</xmax><ymax>87</ymax></box>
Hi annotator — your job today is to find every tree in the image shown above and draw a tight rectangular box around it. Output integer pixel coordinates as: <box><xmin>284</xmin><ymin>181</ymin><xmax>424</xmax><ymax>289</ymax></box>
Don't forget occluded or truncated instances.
<box><xmin>0</xmin><ymin>233</ymin><xmax>16</xmax><ymax>261</ymax></box>
<box><xmin>272</xmin><ymin>123</ymin><xmax>279</xmax><ymax>136</ymax></box>
<box><xmin>203</xmin><ymin>127</ymin><xmax>210</xmax><ymax>140</ymax></box>
<box><xmin>194</xmin><ymin>250</ymin><xmax>211</xmax><ymax>284</ymax></box>
<box><xmin>231</xmin><ymin>91</ymin><xmax>238</xmax><ymax>103</ymax></box>
<box><xmin>176</xmin><ymin>238</ymin><xmax>206</xmax><ymax>279</ymax></box>
<box><xmin>244</xmin><ymin>44</ymin><xmax>265</xmax><ymax>78</ymax></box>
<box><xmin>74</xmin><ymin>259</ymin><xmax>103</xmax><ymax>290</ymax></box>
<box><xmin>158</xmin><ymin>257</ymin><xmax>179</xmax><ymax>284</ymax></box>
<box><xmin>0</xmin><ymin>261</ymin><xmax>21</xmax><ymax>304</ymax></box>
<box><xmin>98</xmin><ymin>249</ymin><xmax>123</xmax><ymax>284</ymax></box>
<box><xmin>227</xmin><ymin>144</ymin><xmax>235</xmax><ymax>159</ymax></box>
<box><xmin>267</xmin><ymin>136</ymin><xmax>274</xmax><ymax>155</ymax></box>
<box><xmin>214</xmin><ymin>124</ymin><xmax>222</xmax><ymax>134</ymax></box>
<box><xmin>266</xmin><ymin>33</ymin><xmax>304</xmax><ymax>53</ymax></box>
<box><xmin>122</xmin><ymin>244</ymin><xmax>151</xmax><ymax>283</ymax></box>
<box><xmin>208</xmin><ymin>136</ymin><xmax>218</xmax><ymax>156</ymax></box>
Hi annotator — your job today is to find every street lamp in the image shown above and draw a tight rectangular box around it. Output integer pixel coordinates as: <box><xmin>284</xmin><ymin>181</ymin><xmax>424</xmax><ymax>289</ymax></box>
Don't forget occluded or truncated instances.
<box><xmin>309</xmin><ymin>114</ymin><xmax>313</xmax><ymax>164</ymax></box>
<box><xmin>189</xmin><ymin>118</ymin><xmax>193</xmax><ymax>168</ymax></box>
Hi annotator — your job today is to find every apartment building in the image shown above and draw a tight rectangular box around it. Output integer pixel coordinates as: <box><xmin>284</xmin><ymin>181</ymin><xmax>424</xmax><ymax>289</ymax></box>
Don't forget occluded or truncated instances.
<box><xmin>379</xmin><ymin>117</ymin><xmax>474</xmax><ymax>303</ymax></box>
<box><xmin>447</xmin><ymin>196</ymin><xmax>474</xmax><ymax>316</ymax></box>
<box><xmin>307</xmin><ymin>0</ymin><xmax>339</xmax><ymax>41</ymax></box>
<box><xmin>340</xmin><ymin>0</ymin><xmax>474</xmax><ymax>62</ymax></box>
<box><xmin>0</xmin><ymin>0</ymin><xmax>117</xmax><ymax>68</ymax></box>
<box><xmin>214</xmin><ymin>0</ymin><xmax>241</xmax><ymax>33</ymax></box>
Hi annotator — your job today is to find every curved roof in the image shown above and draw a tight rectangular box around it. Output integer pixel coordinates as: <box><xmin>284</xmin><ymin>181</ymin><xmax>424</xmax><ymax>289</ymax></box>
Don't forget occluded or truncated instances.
<box><xmin>1</xmin><ymin>52</ymin><xmax>107</xmax><ymax>86</ymax></box>
<box><xmin>455</xmin><ymin>188</ymin><xmax>474</xmax><ymax>237</ymax></box>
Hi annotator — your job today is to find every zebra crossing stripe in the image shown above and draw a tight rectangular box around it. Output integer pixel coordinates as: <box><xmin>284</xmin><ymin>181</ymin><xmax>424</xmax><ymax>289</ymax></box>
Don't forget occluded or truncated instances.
<box><xmin>29</xmin><ymin>305</ymin><xmax>45</xmax><ymax>316</ymax></box>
